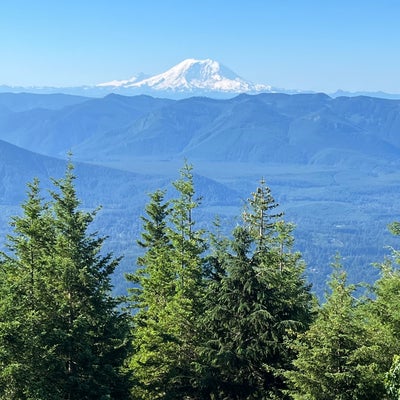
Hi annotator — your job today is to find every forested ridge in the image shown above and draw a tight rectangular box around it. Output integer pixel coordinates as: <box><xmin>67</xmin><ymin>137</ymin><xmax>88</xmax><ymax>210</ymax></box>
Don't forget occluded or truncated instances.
<box><xmin>1</xmin><ymin>160</ymin><xmax>400</xmax><ymax>399</ymax></box>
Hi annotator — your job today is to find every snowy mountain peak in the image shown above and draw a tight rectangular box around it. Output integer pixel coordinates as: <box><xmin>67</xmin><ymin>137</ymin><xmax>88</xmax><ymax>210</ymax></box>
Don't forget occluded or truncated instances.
<box><xmin>97</xmin><ymin>72</ymin><xmax>149</xmax><ymax>88</ymax></box>
<box><xmin>97</xmin><ymin>58</ymin><xmax>272</xmax><ymax>94</ymax></box>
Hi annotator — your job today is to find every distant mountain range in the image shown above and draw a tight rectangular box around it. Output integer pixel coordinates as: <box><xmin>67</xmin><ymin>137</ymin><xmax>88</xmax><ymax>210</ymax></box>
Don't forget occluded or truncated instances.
<box><xmin>1</xmin><ymin>90</ymin><xmax>400</xmax><ymax>295</ymax></box>
<box><xmin>0</xmin><ymin>59</ymin><xmax>274</xmax><ymax>98</ymax></box>
<box><xmin>2</xmin><ymin>58</ymin><xmax>400</xmax><ymax>99</ymax></box>
<box><xmin>1</xmin><ymin>92</ymin><xmax>400</xmax><ymax>170</ymax></box>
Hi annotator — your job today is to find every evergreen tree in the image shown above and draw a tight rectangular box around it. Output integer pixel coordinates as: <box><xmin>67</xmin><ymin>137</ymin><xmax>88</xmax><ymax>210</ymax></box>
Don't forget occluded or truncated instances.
<box><xmin>128</xmin><ymin>162</ymin><xmax>206</xmax><ymax>399</ymax></box>
<box><xmin>48</xmin><ymin>161</ymin><xmax>131</xmax><ymax>399</ymax></box>
<box><xmin>167</xmin><ymin>162</ymin><xmax>206</xmax><ymax>396</ymax></box>
<box><xmin>0</xmin><ymin>163</ymin><xmax>131</xmax><ymax>399</ymax></box>
<box><xmin>373</xmin><ymin>222</ymin><xmax>400</xmax><ymax>344</ymax></box>
<box><xmin>351</xmin><ymin>222</ymin><xmax>400</xmax><ymax>400</ymax></box>
<box><xmin>0</xmin><ymin>179</ymin><xmax>58</xmax><ymax>399</ymax></box>
<box><xmin>286</xmin><ymin>258</ymin><xmax>385</xmax><ymax>400</ymax></box>
<box><xmin>200</xmin><ymin>180</ymin><xmax>313</xmax><ymax>399</ymax></box>
<box><xmin>364</xmin><ymin>223</ymin><xmax>400</xmax><ymax>399</ymax></box>
<box><xmin>130</xmin><ymin>189</ymin><xmax>174</xmax><ymax>310</ymax></box>
<box><xmin>242</xmin><ymin>178</ymin><xmax>283</xmax><ymax>250</ymax></box>
<box><xmin>128</xmin><ymin>189</ymin><xmax>177</xmax><ymax>399</ymax></box>
<box><xmin>202</xmin><ymin>217</ymin><xmax>230</xmax><ymax>283</ymax></box>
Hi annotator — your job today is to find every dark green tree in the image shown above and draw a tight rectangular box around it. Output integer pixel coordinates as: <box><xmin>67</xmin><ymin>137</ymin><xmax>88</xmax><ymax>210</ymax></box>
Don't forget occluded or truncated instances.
<box><xmin>365</xmin><ymin>222</ymin><xmax>400</xmax><ymax>399</ymax></box>
<box><xmin>48</xmin><ymin>161</ymin><xmax>131</xmax><ymax>399</ymax></box>
<box><xmin>286</xmin><ymin>258</ymin><xmax>385</xmax><ymax>400</ymax></box>
<box><xmin>200</xmin><ymin>180</ymin><xmax>313</xmax><ymax>399</ymax></box>
<box><xmin>343</xmin><ymin>222</ymin><xmax>400</xmax><ymax>400</ymax></box>
<box><xmin>242</xmin><ymin>178</ymin><xmax>283</xmax><ymax>250</ymax></box>
<box><xmin>373</xmin><ymin>222</ymin><xmax>400</xmax><ymax>344</ymax></box>
<box><xmin>0</xmin><ymin>178</ymin><xmax>58</xmax><ymax>399</ymax></box>
<box><xmin>0</xmin><ymin>163</ymin><xmax>131</xmax><ymax>399</ymax></box>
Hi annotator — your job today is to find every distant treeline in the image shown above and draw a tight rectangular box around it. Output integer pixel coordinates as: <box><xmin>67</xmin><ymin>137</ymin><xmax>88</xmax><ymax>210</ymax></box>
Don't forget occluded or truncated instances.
<box><xmin>1</xmin><ymin>160</ymin><xmax>400</xmax><ymax>399</ymax></box>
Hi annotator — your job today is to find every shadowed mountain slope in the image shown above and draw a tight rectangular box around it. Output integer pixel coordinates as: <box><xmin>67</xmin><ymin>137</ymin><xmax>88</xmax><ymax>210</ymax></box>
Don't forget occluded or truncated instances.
<box><xmin>0</xmin><ymin>92</ymin><xmax>90</xmax><ymax>111</ymax></box>
<box><xmin>0</xmin><ymin>94</ymin><xmax>173</xmax><ymax>155</ymax></box>
<box><xmin>1</xmin><ymin>93</ymin><xmax>399</xmax><ymax>171</ymax></box>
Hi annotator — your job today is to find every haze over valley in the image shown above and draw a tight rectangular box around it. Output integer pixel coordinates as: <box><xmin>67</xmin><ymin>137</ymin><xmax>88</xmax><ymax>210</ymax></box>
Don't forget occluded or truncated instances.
<box><xmin>1</xmin><ymin>70</ymin><xmax>400</xmax><ymax>294</ymax></box>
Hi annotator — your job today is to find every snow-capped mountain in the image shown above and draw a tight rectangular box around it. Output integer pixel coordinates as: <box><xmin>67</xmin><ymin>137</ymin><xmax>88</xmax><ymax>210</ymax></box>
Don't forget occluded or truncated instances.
<box><xmin>96</xmin><ymin>72</ymin><xmax>149</xmax><ymax>88</ymax></box>
<box><xmin>97</xmin><ymin>58</ymin><xmax>273</xmax><ymax>95</ymax></box>
<box><xmin>0</xmin><ymin>59</ymin><xmax>276</xmax><ymax>98</ymax></box>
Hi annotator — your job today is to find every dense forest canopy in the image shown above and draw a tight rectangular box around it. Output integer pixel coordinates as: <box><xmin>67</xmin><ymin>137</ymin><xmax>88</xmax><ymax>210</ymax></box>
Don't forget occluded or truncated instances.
<box><xmin>0</xmin><ymin>160</ymin><xmax>400</xmax><ymax>399</ymax></box>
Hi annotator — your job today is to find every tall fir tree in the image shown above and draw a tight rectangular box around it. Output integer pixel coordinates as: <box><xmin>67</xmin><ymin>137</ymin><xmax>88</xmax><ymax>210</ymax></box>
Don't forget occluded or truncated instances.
<box><xmin>167</xmin><ymin>162</ymin><xmax>206</xmax><ymax>397</ymax></box>
<box><xmin>242</xmin><ymin>178</ymin><xmax>283</xmax><ymax>250</ymax></box>
<box><xmin>128</xmin><ymin>162</ymin><xmax>206</xmax><ymax>399</ymax></box>
<box><xmin>0</xmin><ymin>162</ymin><xmax>131</xmax><ymax>399</ymax></box>
<box><xmin>127</xmin><ymin>189</ymin><xmax>177</xmax><ymax>399</ymax></box>
<box><xmin>286</xmin><ymin>257</ymin><xmax>385</xmax><ymax>400</ymax></box>
<box><xmin>364</xmin><ymin>221</ymin><xmax>400</xmax><ymax>399</ymax></box>
<box><xmin>49</xmin><ymin>160</ymin><xmax>131</xmax><ymax>399</ymax></box>
<box><xmin>0</xmin><ymin>178</ymin><xmax>59</xmax><ymax>399</ymax></box>
<box><xmin>200</xmin><ymin>180</ymin><xmax>313</xmax><ymax>399</ymax></box>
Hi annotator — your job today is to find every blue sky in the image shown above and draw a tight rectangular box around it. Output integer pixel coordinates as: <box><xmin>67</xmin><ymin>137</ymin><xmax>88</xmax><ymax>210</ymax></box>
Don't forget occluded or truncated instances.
<box><xmin>1</xmin><ymin>0</ymin><xmax>400</xmax><ymax>93</ymax></box>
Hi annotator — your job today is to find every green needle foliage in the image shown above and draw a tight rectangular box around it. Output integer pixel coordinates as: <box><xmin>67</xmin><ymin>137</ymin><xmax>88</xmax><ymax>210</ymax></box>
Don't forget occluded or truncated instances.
<box><xmin>127</xmin><ymin>188</ymin><xmax>177</xmax><ymax>399</ymax></box>
<box><xmin>286</xmin><ymin>257</ymin><xmax>385</xmax><ymax>400</ymax></box>
<box><xmin>369</xmin><ymin>222</ymin><xmax>400</xmax><ymax>399</ymax></box>
<box><xmin>199</xmin><ymin>179</ymin><xmax>314</xmax><ymax>400</ymax></box>
<box><xmin>0</xmin><ymin>161</ymin><xmax>131</xmax><ymax>399</ymax></box>
<box><xmin>49</xmin><ymin>161</ymin><xmax>131</xmax><ymax>399</ymax></box>
<box><xmin>6</xmin><ymin>161</ymin><xmax>400</xmax><ymax>399</ymax></box>
<box><xmin>128</xmin><ymin>162</ymin><xmax>206</xmax><ymax>399</ymax></box>
<box><xmin>0</xmin><ymin>178</ymin><xmax>58</xmax><ymax>399</ymax></box>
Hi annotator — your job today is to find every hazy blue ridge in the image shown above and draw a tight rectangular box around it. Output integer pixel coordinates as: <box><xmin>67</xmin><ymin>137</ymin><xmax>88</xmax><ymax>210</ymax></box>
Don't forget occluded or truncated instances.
<box><xmin>1</xmin><ymin>92</ymin><xmax>400</xmax><ymax>296</ymax></box>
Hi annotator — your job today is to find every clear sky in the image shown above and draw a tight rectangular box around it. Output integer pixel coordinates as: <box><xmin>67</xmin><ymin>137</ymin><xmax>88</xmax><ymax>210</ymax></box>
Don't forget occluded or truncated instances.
<box><xmin>1</xmin><ymin>0</ymin><xmax>400</xmax><ymax>93</ymax></box>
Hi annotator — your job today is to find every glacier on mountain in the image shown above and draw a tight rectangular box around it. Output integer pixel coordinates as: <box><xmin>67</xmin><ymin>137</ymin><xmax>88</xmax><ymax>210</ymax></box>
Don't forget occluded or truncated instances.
<box><xmin>96</xmin><ymin>58</ymin><xmax>273</xmax><ymax>94</ymax></box>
